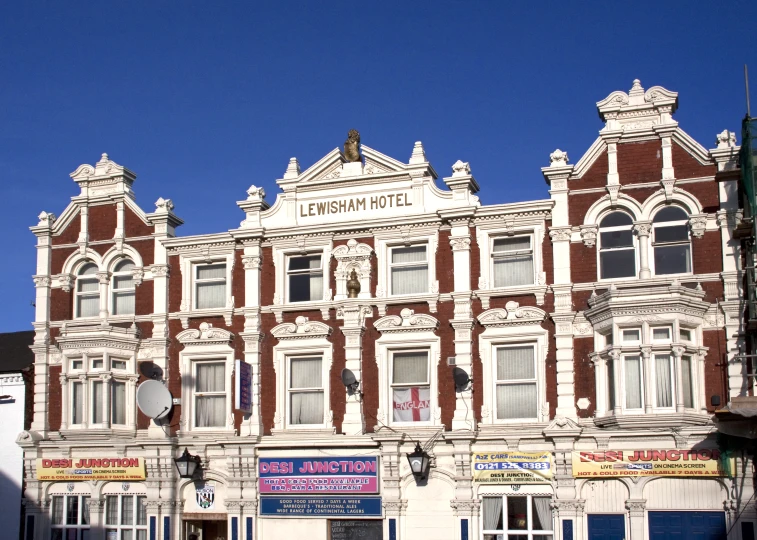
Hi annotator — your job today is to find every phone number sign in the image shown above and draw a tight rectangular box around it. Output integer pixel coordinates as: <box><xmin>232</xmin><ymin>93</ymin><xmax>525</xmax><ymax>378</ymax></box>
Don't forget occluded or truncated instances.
<box><xmin>473</xmin><ymin>452</ymin><xmax>552</xmax><ymax>484</ymax></box>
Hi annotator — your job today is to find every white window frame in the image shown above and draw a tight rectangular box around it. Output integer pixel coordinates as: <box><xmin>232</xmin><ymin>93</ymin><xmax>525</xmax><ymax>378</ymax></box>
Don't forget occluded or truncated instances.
<box><xmin>651</xmin><ymin>326</ymin><xmax>672</xmax><ymax>343</ymax></box>
<box><xmin>193</xmin><ymin>262</ymin><xmax>227</xmax><ymax>310</ymax></box>
<box><xmin>180</xmin><ymin>352</ymin><xmax>234</xmax><ymax>433</ymax></box>
<box><xmin>271</xmin><ymin>240</ymin><xmax>333</xmax><ymax>306</ymax></box>
<box><xmin>621</xmin><ymin>328</ymin><xmax>641</xmax><ymax>345</ymax></box>
<box><xmin>650</xmin><ymin>206</ymin><xmax>693</xmax><ymax>277</ymax></box>
<box><xmin>475</xmin><ymin>224</ymin><xmax>545</xmax><ymax>292</ymax></box>
<box><xmin>651</xmin><ymin>352</ymin><xmax>676</xmax><ymax>411</ymax></box>
<box><xmin>49</xmin><ymin>490</ymin><xmax>91</xmax><ymax>540</ymax></box>
<box><xmin>479</xmin><ymin>493</ymin><xmax>555</xmax><ymax>540</ymax></box>
<box><xmin>285</xmin><ymin>252</ymin><xmax>325</xmax><ymax>303</ymax></box>
<box><xmin>102</xmin><ymin>484</ymin><xmax>148</xmax><ymax>540</ymax></box>
<box><xmin>192</xmin><ymin>359</ymin><xmax>228</xmax><ymax>429</ymax></box>
<box><xmin>75</xmin><ymin>262</ymin><xmax>100</xmax><ymax>319</ymax></box>
<box><xmin>376</xmin><ymin>231</ymin><xmax>438</xmax><ymax>299</ymax></box>
<box><xmin>178</xmin><ymin>252</ymin><xmax>235</xmax><ymax>314</ymax></box>
<box><xmin>376</xmin><ymin>332</ymin><xmax>441</xmax><ymax>428</ymax></box>
<box><xmin>389</xmin><ymin>349</ymin><xmax>432</xmax><ymax>425</ymax></box>
<box><xmin>597</xmin><ymin>210</ymin><xmax>639</xmax><ymax>282</ymax></box>
<box><xmin>620</xmin><ymin>353</ymin><xmax>645</xmax><ymax>413</ymax></box>
<box><xmin>60</xmin><ymin>352</ymin><xmax>137</xmax><ymax>432</ymax></box>
<box><xmin>286</xmin><ymin>355</ymin><xmax>327</xmax><ymax>427</ymax></box>
<box><xmin>492</xmin><ymin>343</ymin><xmax>539</xmax><ymax>422</ymax></box>
<box><xmin>273</xmin><ymin>339</ymin><xmax>333</xmax><ymax>432</ymax></box>
<box><xmin>110</xmin><ymin>258</ymin><xmax>136</xmax><ymax>316</ymax></box>
<box><xmin>387</xmin><ymin>244</ymin><xmax>430</xmax><ymax>296</ymax></box>
<box><xmin>490</xmin><ymin>235</ymin><xmax>536</xmax><ymax>288</ymax></box>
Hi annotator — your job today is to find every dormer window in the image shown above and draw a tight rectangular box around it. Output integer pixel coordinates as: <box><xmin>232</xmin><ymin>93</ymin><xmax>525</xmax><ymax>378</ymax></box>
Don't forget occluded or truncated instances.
<box><xmin>76</xmin><ymin>263</ymin><xmax>99</xmax><ymax>318</ymax></box>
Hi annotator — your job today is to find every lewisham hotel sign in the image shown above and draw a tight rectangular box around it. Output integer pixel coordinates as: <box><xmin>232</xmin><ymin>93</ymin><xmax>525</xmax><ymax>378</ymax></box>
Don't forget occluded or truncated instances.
<box><xmin>298</xmin><ymin>192</ymin><xmax>413</xmax><ymax>218</ymax></box>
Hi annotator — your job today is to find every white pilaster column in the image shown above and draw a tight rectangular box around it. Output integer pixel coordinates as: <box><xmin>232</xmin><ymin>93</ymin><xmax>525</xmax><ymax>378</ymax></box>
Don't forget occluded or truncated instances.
<box><xmin>608</xmin><ymin>349</ymin><xmax>622</xmax><ymax>415</ymax></box>
<box><xmin>59</xmin><ymin>374</ymin><xmax>69</xmax><ymax>430</ymax></box>
<box><xmin>87</xmin><ymin>499</ymin><xmax>106</xmax><ymax>540</ymax></box>
<box><xmin>451</xmin><ymin>295</ymin><xmax>475</xmax><ymax>431</ymax></box>
<box><xmin>77</xmin><ymin>206</ymin><xmax>89</xmax><ymax>254</ymax></box>
<box><xmin>78</xmin><ymin>374</ymin><xmax>89</xmax><ymax>428</ymax></box>
<box><xmin>641</xmin><ymin>346</ymin><xmax>653</xmax><ymax>414</ymax></box>
<box><xmin>591</xmin><ymin>353</ymin><xmax>607</xmax><ymax>416</ymax></box>
<box><xmin>96</xmin><ymin>271</ymin><xmax>110</xmax><ymax>319</ymax></box>
<box><xmin>633</xmin><ymin>222</ymin><xmax>652</xmax><ymax>279</ymax></box>
<box><xmin>240</xmin><ymin>244</ymin><xmax>264</xmax><ymax>437</ymax></box>
<box><xmin>672</xmin><ymin>346</ymin><xmax>686</xmax><ymax>413</ymax></box>
<box><xmin>101</xmin><ymin>373</ymin><xmax>112</xmax><ymax>429</ymax></box>
<box><xmin>340</xmin><ymin>303</ymin><xmax>369</xmax><ymax>435</ymax></box>
<box><xmin>626</xmin><ymin>499</ymin><xmax>646</xmax><ymax>540</ymax></box>
<box><xmin>449</xmin><ymin>221</ymin><xmax>471</xmax><ymax>293</ymax></box>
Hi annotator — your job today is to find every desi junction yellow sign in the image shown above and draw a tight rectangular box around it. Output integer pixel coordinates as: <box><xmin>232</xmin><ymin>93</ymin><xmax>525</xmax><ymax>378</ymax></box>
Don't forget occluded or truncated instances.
<box><xmin>572</xmin><ymin>449</ymin><xmax>731</xmax><ymax>478</ymax></box>
<box><xmin>473</xmin><ymin>452</ymin><xmax>553</xmax><ymax>484</ymax></box>
<box><xmin>36</xmin><ymin>458</ymin><xmax>146</xmax><ymax>481</ymax></box>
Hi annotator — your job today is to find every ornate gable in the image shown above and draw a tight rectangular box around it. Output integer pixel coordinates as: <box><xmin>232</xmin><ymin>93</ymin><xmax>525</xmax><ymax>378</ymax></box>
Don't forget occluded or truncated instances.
<box><xmin>271</xmin><ymin>316</ymin><xmax>332</xmax><ymax>340</ymax></box>
<box><xmin>176</xmin><ymin>322</ymin><xmax>234</xmax><ymax>347</ymax></box>
<box><xmin>477</xmin><ymin>302</ymin><xmax>547</xmax><ymax>327</ymax></box>
<box><xmin>374</xmin><ymin>308</ymin><xmax>440</xmax><ymax>333</ymax></box>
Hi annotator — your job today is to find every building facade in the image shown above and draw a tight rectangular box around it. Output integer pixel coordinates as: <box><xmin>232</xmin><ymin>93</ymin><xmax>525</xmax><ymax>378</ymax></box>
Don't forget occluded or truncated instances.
<box><xmin>19</xmin><ymin>80</ymin><xmax>755</xmax><ymax>540</ymax></box>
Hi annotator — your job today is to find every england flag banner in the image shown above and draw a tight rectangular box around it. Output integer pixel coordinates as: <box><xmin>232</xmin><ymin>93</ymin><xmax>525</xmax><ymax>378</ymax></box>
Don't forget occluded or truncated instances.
<box><xmin>393</xmin><ymin>387</ymin><xmax>430</xmax><ymax>421</ymax></box>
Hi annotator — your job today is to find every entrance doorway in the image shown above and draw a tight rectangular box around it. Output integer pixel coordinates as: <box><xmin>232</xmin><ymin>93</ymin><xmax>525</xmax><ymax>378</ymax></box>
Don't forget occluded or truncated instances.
<box><xmin>587</xmin><ymin>514</ymin><xmax>625</xmax><ymax>540</ymax></box>
<box><xmin>185</xmin><ymin>519</ymin><xmax>228</xmax><ymax>540</ymax></box>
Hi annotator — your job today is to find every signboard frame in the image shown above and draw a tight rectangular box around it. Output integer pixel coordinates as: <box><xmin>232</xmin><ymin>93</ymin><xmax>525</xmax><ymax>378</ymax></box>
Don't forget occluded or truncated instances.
<box><xmin>235</xmin><ymin>359</ymin><xmax>252</xmax><ymax>413</ymax></box>
<box><xmin>258</xmin><ymin>457</ymin><xmax>379</xmax><ymax>494</ymax></box>
<box><xmin>259</xmin><ymin>496</ymin><xmax>383</xmax><ymax>518</ymax></box>
<box><xmin>36</xmin><ymin>457</ymin><xmax>146</xmax><ymax>481</ymax></box>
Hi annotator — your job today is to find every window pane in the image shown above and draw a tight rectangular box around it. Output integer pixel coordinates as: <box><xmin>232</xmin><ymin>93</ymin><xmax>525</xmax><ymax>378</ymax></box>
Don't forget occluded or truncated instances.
<box><xmin>72</xmin><ymin>382</ymin><xmax>84</xmax><ymax>424</ymax></box>
<box><xmin>622</xmin><ymin>329</ymin><xmax>640</xmax><ymax>342</ymax></box>
<box><xmin>51</xmin><ymin>530</ymin><xmax>63</xmax><ymax>540</ymax></box>
<box><xmin>600</xmin><ymin>229</ymin><xmax>633</xmax><ymax>249</ymax></box>
<box><xmin>81</xmin><ymin>496</ymin><xmax>90</xmax><ymax>525</ymax></box>
<box><xmin>52</xmin><ymin>496</ymin><xmax>63</xmax><ymax>524</ymax></box>
<box><xmin>680</xmin><ymin>329</ymin><xmax>692</xmax><ymax>341</ymax></box>
<box><xmin>136</xmin><ymin>496</ymin><xmax>147</xmax><ymax>525</ymax></box>
<box><xmin>106</xmin><ymin>495</ymin><xmax>118</xmax><ymax>525</ymax></box>
<box><xmin>625</xmin><ymin>356</ymin><xmax>643</xmax><ymax>409</ymax></box>
<box><xmin>507</xmin><ymin>496</ymin><xmax>528</xmax><ymax>530</ymax></box>
<box><xmin>392</xmin><ymin>387</ymin><xmax>430</xmax><ymax>422</ymax></box>
<box><xmin>196</xmin><ymin>363</ymin><xmax>225</xmax><ymax>392</ymax></box>
<box><xmin>600</xmin><ymin>212</ymin><xmax>633</xmax><ymax>227</ymax></box>
<box><xmin>392</xmin><ymin>246</ymin><xmax>426</xmax><ymax>263</ymax></box>
<box><xmin>79</xmin><ymin>263</ymin><xmax>98</xmax><ymax>275</ymax></box>
<box><xmin>91</xmin><ymin>381</ymin><xmax>103</xmax><ymax>424</ymax></box>
<box><xmin>532</xmin><ymin>497</ymin><xmax>552</xmax><ymax>531</ymax></box>
<box><xmin>288</xmin><ymin>255</ymin><xmax>321</xmax><ymax>271</ymax></box>
<box><xmin>113</xmin><ymin>275</ymin><xmax>134</xmax><ymax>289</ymax></box>
<box><xmin>121</xmin><ymin>495</ymin><xmax>133</xmax><ymax>525</ymax></box>
<box><xmin>391</xmin><ymin>265</ymin><xmax>428</xmax><ymax>295</ymax></box>
<box><xmin>137</xmin><ymin>530</ymin><xmax>147</xmax><ymax>540</ymax></box>
<box><xmin>290</xmin><ymin>391</ymin><xmax>324</xmax><ymax>424</ymax></box>
<box><xmin>497</xmin><ymin>347</ymin><xmax>535</xmax><ymax>381</ymax></box>
<box><xmin>393</xmin><ymin>353</ymin><xmax>428</xmax><ymax>384</ymax></box>
<box><xmin>78</xmin><ymin>294</ymin><xmax>100</xmax><ymax>317</ymax></box>
<box><xmin>114</xmin><ymin>260</ymin><xmax>135</xmax><ymax>272</ymax></box>
<box><xmin>655</xmin><ymin>355</ymin><xmax>673</xmax><ymax>408</ymax></box>
<box><xmin>92</xmin><ymin>358</ymin><xmax>104</xmax><ymax>369</ymax></box>
<box><xmin>67</xmin><ymin>496</ymin><xmax>79</xmax><ymax>524</ymax></box>
<box><xmin>113</xmin><ymin>291</ymin><xmax>135</xmax><ymax>315</ymax></box>
<box><xmin>653</xmin><ymin>206</ymin><xmax>688</xmax><ymax>223</ymax></box>
<box><xmin>111</xmin><ymin>359</ymin><xmax>127</xmax><ymax>370</ymax></box>
<box><xmin>196</xmin><ymin>264</ymin><xmax>226</xmax><ymax>280</ymax></box>
<box><xmin>112</xmin><ymin>382</ymin><xmax>126</xmax><ymax>425</ymax></box>
<box><xmin>290</xmin><ymin>358</ymin><xmax>322</xmax><ymax>389</ymax></box>
<box><xmin>497</xmin><ymin>383</ymin><xmax>537</xmax><ymax>419</ymax></box>
<box><xmin>78</xmin><ymin>279</ymin><xmax>99</xmax><ymax>293</ymax></box>
<box><xmin>682</xmin><ymin>356</ymin><xmax>694</xmax><ymax>408</ymax></box>
<box><xmin>482</xmin><ymin>497</ymin><xmax>504</xmax><ymax>530</ymax></box>
<box><xmin>493</xmin><ymin>256</ymin><xmax>534</xmax><ymax>287</ymax></box>
<box><xmin>607</xmin><ymin>360</ymin><xmax>616</xmax><ymax>410</ymax></box>
<box><xmin>600</xmin><ymin>249</ymin><xmax>636</xmax><ymax>279</ymax></box>
<box><xmin>654</xmin><ymin>244</ymin><xmax>691</xmax><ymax>275</ymax></box>
<box><xmin>122</xmin><ymin>530</ymin><xmax>133</xmax><ymax>540</ymax></box>
<box><xmin>493</xmin><ymin>237</ymin><xmax>530</xmax><ymax>252</ymax></box>
<box><xmin>196</xmin><ymin>282</ymin><xmax>226</xmax><ymax>309</ymax></box>
<box><xmin>655</xmin><ymin>224</ymin><xmax>689</xmax><ymax>243</ymax></box>
<box><xmin>289</xmin><ymin>273</ymin><xmax>322</xmax><ymax>302</ymax></box>
<box><xmin>653</xmin><ymin>328</ymin><xmax>670</xmax><ymax>340</ymax></box>
<box><xmin>196</xmin><ymin>396</ymin><xmax>226</xmax><ymax>427</ymax></box>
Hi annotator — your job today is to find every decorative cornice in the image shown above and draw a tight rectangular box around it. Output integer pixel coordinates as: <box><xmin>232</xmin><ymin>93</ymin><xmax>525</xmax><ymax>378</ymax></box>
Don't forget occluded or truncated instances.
<box><xmin>374</xmin><ymin>308</ymin><xmax>439</xmax><ymax>333</ymax></box>
<box><xmin>477</xmin><ymin>301</ymin><xmax>547</xmax><ymax>327</ymax></box>
<box><xmin>271</xmin><ymin>316</ymin><xmax>332</xmax><ymax>340</ymax></box>
<box><xmin>176</xmin><ymin>322</ymin><xmax>234</xmax><ymax>346</ymax></box>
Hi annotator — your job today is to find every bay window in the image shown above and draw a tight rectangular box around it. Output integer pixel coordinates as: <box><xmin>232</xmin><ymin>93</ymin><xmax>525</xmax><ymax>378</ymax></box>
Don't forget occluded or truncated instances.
<box><xmin>391</xmin><ymin>351</ymin><xmax>430</xmax><ymax>422</ymax></box>
<box><xmin>496</xmin><ymin>345</ymin><xmax>538</xmax><ymax>420</ymax></box>
<box><xmin>194</xmin><ymin>361</ymin><xmax>226</xmax><ymax>428</ymax></box>
<box><xmin>105</xmin><ymin>494</ymin><xmax>147</xmax><ymax>540</ymax></box>
<box><xmin>482</xmin><ymin>495</ymin><xmax>553</xmax><ymax>540</ymax></box>
<box><xmin>390</xmin><ymin>245</ymin><xmax>428</xmax><ymax>295</ymax></box>
<box><xmin>491</xmin><ymin>236</ymin><xmax>534</xmax><ymax>287</ymax></box>
<box><xmin>76</xmin><ymin>263</ymin><xmax>100</xmax><ymax>318</ymax></box>
<box><xmin>194</xmin><ymin>263</ymin><xmax>227</xmax><ymax>309</ymax></box>
<box><xmin>652</xmin><ymin>206</ymin><xmax>691</xmax><ymax>275</ymax></box>
<box><xmin>288</xmin><ymin>356</ymin><xmax>324</xmax><ymax>425</ymax></box>
<box><xmin>287</xmin><ymin>254</ymin><xmax>323</xmax><ymax>302</ymax></box>
<box><xmin>599</xmin><ymin>211</ymin><xmax>636</xmax><ymax>279</ymax></box>
<box><xmin>65</xmin><ymin>355</ymin><xmax>134</xmax><ymax>430</ymax></box>
<box><xmin>654</xmin><ymin>353</ymin><xmax>674</xmax><ymax>409</ymax></box>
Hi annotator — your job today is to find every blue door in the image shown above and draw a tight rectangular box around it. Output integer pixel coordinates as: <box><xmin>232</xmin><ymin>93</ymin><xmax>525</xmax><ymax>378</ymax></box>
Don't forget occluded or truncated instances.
<box><xmin>648</xmin><ymin>511</ymin><xmax>726</xmax><ymax>540</ymax></box>
<box><xmin>588</xmin><ymin>514</ymin><xmax>626</xmax><ymax>540</ymax></box>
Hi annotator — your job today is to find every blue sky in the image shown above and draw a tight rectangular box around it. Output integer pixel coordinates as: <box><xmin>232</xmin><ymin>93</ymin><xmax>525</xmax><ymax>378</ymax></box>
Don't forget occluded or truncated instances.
<box><xmin>1</xmin><ymin>1</ymin><xmax>755</xmax><ymax>332</ymax></box>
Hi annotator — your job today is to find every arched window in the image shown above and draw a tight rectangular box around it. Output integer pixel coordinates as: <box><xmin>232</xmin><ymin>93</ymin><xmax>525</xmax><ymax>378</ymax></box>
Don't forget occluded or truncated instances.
<box><xmin>76</xmin><ymin>263</ymin><xmax>99</xmax><ymax>318</ymax></box>
<box><xmin>111</xmin><ymin>259</ymin><xmax>136</xmax><ymax>315</ymax></box>
<box><xmin>652</xmin><ymin>206</ymin><xmax>691</xmax><ymax>275</ymax></box>
<box><xmin>599</xmin><ymin>211</ymin><xmax>636</xmax><ymax>279</ymax></box>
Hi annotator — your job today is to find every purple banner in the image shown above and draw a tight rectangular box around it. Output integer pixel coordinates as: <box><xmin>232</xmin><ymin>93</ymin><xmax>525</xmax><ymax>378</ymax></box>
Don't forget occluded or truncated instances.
<box><xmin>258</xmin><ymin>457</ymin><xmax>379</xmax><ymax>494</ymax></box>
<box><xmin>235</xmin><ymin>360</ymin><xmax>251</xmax><ymax>413</ymax></box>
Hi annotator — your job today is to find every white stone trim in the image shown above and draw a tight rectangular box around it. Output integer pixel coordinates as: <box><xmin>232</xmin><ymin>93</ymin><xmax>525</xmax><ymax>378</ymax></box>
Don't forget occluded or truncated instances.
<box><xmin>375</xmin><ymin>230</ymin><xmax>438</xmax><ymax>299</ymax></box>
<box><xmin>178</xmin><ymin>251</ymin><xmax>236</xmax><ymax>327</ymax></box>
<box><xmin>271</xmin><ymin>237</ymin><xmax>333</xmax><ymax>306</ymax></box>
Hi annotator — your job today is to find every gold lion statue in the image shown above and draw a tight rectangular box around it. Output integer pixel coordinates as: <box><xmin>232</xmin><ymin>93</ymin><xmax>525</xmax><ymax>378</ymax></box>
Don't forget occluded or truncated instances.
<box><xmin>344</xmin><ymin>129</ymin><xmax>361</xmax><ymax>162</ymax></box>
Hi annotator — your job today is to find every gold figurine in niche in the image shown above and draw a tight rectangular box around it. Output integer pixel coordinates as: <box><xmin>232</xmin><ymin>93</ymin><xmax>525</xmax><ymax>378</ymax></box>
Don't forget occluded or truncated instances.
<box><xmin>344</xmin><ymin>129</ymin><xmax>361</xmax><ymax>162</ymax></box>
<box><xmin>346</xmin><ymin>269</ymin><xmax>361</xmax><ymax>298</ymax></box>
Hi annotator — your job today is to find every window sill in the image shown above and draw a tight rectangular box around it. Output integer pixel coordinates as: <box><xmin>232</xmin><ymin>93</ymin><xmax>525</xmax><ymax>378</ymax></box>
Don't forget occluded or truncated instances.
<box><xmin>263</xmin><ymin>293</ymin><xmax>443</xmax><ymax>321</ymax></box>
<box><xmin>476</xmin><ymin>286</ymin><xmax>547</xmax><ymax>309</ymax></box>
<box><xmin>59</xmin><ymin>427</ymin><xmax>137</xmax><ymax>440</ymax></box>
<box><xmin>594</xmin><ymin>411</ymin><xmax>710</xmax><ymax>429</ymax></box>
<box><xmin>270</xmin><ymin>427</ymin><xmax>336</xmax><ymax>438</ymax></box>
<box><xmin>177</xmin><ymin>428</ymin><xmax>237</xmax><ymax>439</ymax></box>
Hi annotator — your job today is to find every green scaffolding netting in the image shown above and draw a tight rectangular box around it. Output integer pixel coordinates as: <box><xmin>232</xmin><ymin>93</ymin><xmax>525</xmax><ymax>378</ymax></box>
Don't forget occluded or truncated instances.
<box><xmin>741</xmin><ymin>116</ymin><xmax>757</xmax><ymax>215</ymax></box>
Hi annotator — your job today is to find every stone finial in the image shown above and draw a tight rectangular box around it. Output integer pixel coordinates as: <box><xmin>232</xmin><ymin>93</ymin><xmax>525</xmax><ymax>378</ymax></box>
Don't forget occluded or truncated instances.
<box><xmin>37</xmin><ymin>211</ymin><xmax>56</xmax><ymax>226</ymax></box>
<box><xmin>409</xmin><ymin>141</ymin><xmax>427</xmax><ymax>164</ymax></box>
<box><xmin>246</xmin><ymin>185</ymin><xmax>266</xmax><ymax>201</ymax></box>
<box><xmin>154</xmin><ymin>197</ymin><xmax>174</xmax><ymax>213</ymax></box>
<box><xmin>283</xmin><ymin>157</ymin><xmax>301</xmax><ymax>179</ymax></box>
<box><xmin>716</xmin><ymin>130</ymin><xmax>737</xmax><ymax>149</ymax></box>
<box><xmin>629</xmin><ymin>79</ymin><xmax>644</xmax><ymax>96</ymax></box>
<box><xmin>451</xmin><ymin>160</ymin><xmax>471</xmax><ymax>177</ymax></box>
<box><xmin>549</xmin><ymin>149</ymin><xmax>569</xmax><ymax>167</ymax></box>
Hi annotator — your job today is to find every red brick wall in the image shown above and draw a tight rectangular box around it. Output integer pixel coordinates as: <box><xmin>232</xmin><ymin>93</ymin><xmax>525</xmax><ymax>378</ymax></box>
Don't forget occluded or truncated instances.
<box><xmin>542</xmin><ymin>221</ymin><xmax>554</xmax><ymax>285</ymax></box>
<box><xmin>124</xmin><ymin>206</ymin><xmax>153</xmax><ymax>238</ymax></box>
<box><xmin>135</xmin><ymin>281</ymin><xmax>154</xmax><ymax>316</ymax></box>
<box><xmin>88</xmin><ymin>204</ymin><xmax>117</xmax><ymax>242</ymax></box>
<box><xmin>260</xmin><ymin>312</ymin><xmax>277</xmax><ymax>435</ymax></box>
<box><xmin>260</xmin><ymin>247</ymin><xmax>275</xmax><ymax>307</ymax></box>
<box><xmin>50</xmin><ymin>288</ymin><xmax>72</xmax><ymax>321</ymax></box>
<box><xmin>54</xmin><ymin>214</ymin><xmax>81</xmax><ymax>245</ymax></box>
<box><xmin>437</xmin><ymin>229</ymin><xmax>453</xmax><ymax>294</ymax></box>
<box><xmin>48</xmin><ymin>365</ymin><xmax>62</xmax><ymax>431</ymax></box>
<box><xmin>570</xmin><ymin>242</ymin><xmax>597</xmax><ymax>285</ymax></box>
<box><xmin>51</xmin><ymin>247</ymin><xmax>77</xmax><ymax>275</ymax></box>
<box><xmin>573</xmin><ymin>149</ymin><xmax>608</xmax><ymax>190</ymax></box>
<box><xmin>573</xmin><ymin>337</ymin><xmax>596</xmax><ymax>418</ymax></box>
<box><xmin>702</xmin><ymin>330</ymin><xmax>728</xmax><ymax>411</ymax></box>
<box><xmin>692</xmin><ymin>232</ymin><xmax>723</xmax><ymax>275</ymax></box>
<box><xmin>617</xmin><ymin>140</ymin><xmax>662</xmax><ymax>184</ymax></box>
<box><xmin>168</xmin><ymin>254</ymin><xmax>182</xmax><ymax>312</ymax></box>
<box><xmin>469</xmin><ymin>226</ymin><xmax>480</xmax><ymax>291</ymax></box>
<box><xmin>673</xmin><ymin>142</ymin><xmax>716</xmax><ymax>180</ymax></box>
<box><xmin>362</xmin><ymin>307</ymin><xmax>379</xmax><ymax>433</ymax></box>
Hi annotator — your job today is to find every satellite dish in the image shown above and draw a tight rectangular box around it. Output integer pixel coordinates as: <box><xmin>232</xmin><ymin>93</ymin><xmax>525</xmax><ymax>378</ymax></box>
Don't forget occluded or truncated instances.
<box><xmin>138</xmin><ymin>361</ymin><xmax>164</xmax><ymax>381</ymax></box>
<box><xmin>341</xmin><ymin>368</ymin><xmax>360</xmax><ymax>395</ymax></box>
<box><xmin>453</xmin><ymin>367</ymin><xmax>471</xmax><ymax>392</ymax></box>
<box><xmin>136</xmin><ymin>380</ymin><xmax>173</xmax><ymax>419</ymax></box>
